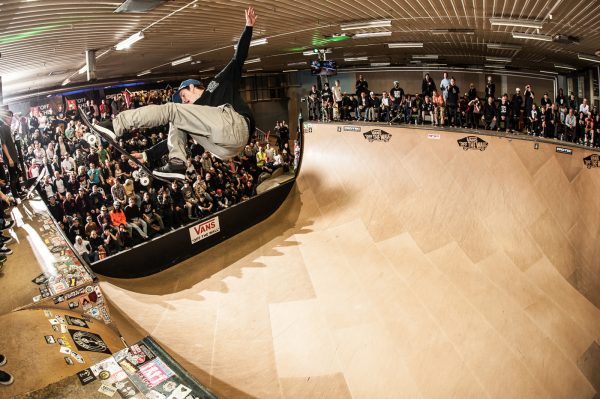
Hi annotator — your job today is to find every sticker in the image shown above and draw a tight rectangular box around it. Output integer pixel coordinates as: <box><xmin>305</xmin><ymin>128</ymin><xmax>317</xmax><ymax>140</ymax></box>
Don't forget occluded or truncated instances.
<box><xmin>69</xmin><ymin>330</ymin><xmax>112</xmax><ymax>354</ymax></box>
<box><xmin>43</xmin><ymin>310</ymin><xmax>53</xmax><ymax>318</ymax></box>
<box><xmin>60</xmin><ymin>324</ymin><xmax>69</xmax><ymax>333</ymax></box>
<box><xmin>583</xmin><ymin>154</ymin><xmax>600</xmax><ymax>169</ymax></box>
<box><xmin>71</xmin><ymin>351</ymin><xmax>85</xmax><ymax>363</ymax></box>
<box><xmin>52</xmin><ymin>325</ymin><xmax>60</xmax><ymax>332</ymax></box>
<box><xmin>69</xmin><ymin>301</ymin><xmax>80</xmax><ymax>310</ymax></box>
<box><xmin>146</xmin><ymin>391</ymin><xmax>166</xmax><ymax>399</ymax></box>
<box><xmin>189</xmin><ymin>216</ymin><xmax>220</xmax><ymax>244</ymax></box>
<box><xmin>85</xmin><ymin>285</ymin><xmax>94</xmax><ymax>294</ymax></box>
<box><xmin>32</xmin><ymin>273</ymin><xmax>48</xmax><ymax>285</ymax></box>
<box><xmin>48</xmin><ymin>318</ymin><xmax>59</xmax><ymax>325</ymax></box>
<box><xmin>99</xmin><ymin>370</ymin><xmax>111</xmax><ymax>380</ymax></box>
<box><xmin>64</xmin><ymin>356</ymin><xmax>74</xmax><ymax>365</ymax></box>
<box><xmin>136</xmin><ymin>358</ymin><xmax>174</xmax><ymax>388</ymax></box>
<box><xmin>556</xmin><ymin>146</ymin><xmax>573</xmax><ymax>155</ymax></box>
<box><xmin>44</xmin><ymin>335</ymin><xmax>55</xmax><ymax>344</ymax></box>
<box><xmin>66</xmin><ymin>315</ymin><xmax>89</xmax><ymax>328</ymax></box>
<box><xmin>89</xmin><ymin>307</ymin><xmax>101</xmax><ymax>319</ymax></box>
<box><xmin>77</xmin><ymin>368</ymin><xmax>97</xmax><ymax>385</ymax></box>
<box><xmin>65</xmin><ymin>287</ymin><xmax>86</xmax><ymax>300</ymax></box>
<box><xmin>81</xmin><ymin>298</ymin><xmax>92</xmax><ymax>310</ymax></box>
<box><xmin>114</xmin><ymin>379</ymin><xmax>140</xmax><ymax>398</ymax></box>
<box><xmin>55</xmin><ymin>316</ymin><xmax>66</xmax><ymax>324</ymax></box>
<box><xmin>427</xmin><ymin>133</ymin><xmax>441</xmax><ymax>140</ymax></box>
<box><xmin>166</xmin><ymin>384</ymin><xmax>192</xmax><ymax>399</ymax></box>
<box><xmin>32</xmin><ymin>295</ymin><xmax>42</xmax><ymax>302</ymax></box>
<box><xmin>161</xmin><ymin>380</ymin><xmax>178</xmax><ymax>393</ymax></box>
<box><xmin>60</xmin><ymin>346</ymin><xmax>72</xmax><ymax>355</ymax></box>
<box><xmin>118</xmin><ymin>359</ymin><xmax>138</xmax><ymax>374</ymax></box>
<box><xmin>98</xmin><ymin>383</ymin><xmax>117</xmax><ymax>397</ymax></box>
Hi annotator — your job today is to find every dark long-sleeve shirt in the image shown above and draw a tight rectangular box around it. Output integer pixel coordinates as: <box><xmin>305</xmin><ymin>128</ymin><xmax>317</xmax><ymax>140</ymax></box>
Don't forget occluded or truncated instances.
<box><xmin>194</xmin><ymin>26</ymin><xmax>255</xmax><ymax>137</ymax></box>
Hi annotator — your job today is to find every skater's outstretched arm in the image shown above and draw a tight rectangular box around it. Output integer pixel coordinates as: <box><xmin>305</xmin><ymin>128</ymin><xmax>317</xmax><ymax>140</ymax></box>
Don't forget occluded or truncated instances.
<box><xmin>218</xmin><ymin>7</ymin><xmax>257</xmax><ymax>81</ymax></box>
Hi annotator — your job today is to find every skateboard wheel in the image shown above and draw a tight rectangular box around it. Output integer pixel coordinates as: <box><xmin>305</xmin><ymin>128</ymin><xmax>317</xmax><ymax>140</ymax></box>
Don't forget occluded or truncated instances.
<box><xmin>140</xmin><ymin>176</ymin><xmax>150</xmax><ymax>186</ymax></box>
<box><xmin>86</xmin><ymin>134</ymin><xmax>98</xmax><ymax>146</ymax></box>
<box><xmin>132</xmin><ymin>170</ymin><xmax>140</xmax><ymax>180</ymax></box>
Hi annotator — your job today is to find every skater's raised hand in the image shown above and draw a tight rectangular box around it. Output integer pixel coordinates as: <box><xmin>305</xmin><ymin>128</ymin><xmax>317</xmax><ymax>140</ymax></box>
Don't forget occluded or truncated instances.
<box><xmin>245</xmin><ymin>6</ymin><xmax>257</xmax><ymax>27</ymax></box>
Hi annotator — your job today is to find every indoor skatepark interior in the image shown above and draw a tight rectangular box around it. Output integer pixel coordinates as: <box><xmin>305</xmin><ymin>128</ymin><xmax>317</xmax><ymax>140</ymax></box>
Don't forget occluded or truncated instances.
<box><xmin>97</xmin><ymin>123</ymin><xmax>600</xmax><ymax>399</ymax></box>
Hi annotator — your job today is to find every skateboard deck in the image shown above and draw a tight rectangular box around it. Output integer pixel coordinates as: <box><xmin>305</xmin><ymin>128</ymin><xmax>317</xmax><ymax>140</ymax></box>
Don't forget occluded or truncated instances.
<box><xmin>78</xmin><ymin>107</ymin><xmax>172</xmax><ymax>186</ymax></box>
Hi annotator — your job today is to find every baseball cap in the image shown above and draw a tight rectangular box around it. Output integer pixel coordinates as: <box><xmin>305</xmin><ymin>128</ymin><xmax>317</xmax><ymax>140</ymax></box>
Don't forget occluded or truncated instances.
<box><xmin>173</xmin><ymin>79</ymin><xmax>203</xmax><ymax>104</ymax></box>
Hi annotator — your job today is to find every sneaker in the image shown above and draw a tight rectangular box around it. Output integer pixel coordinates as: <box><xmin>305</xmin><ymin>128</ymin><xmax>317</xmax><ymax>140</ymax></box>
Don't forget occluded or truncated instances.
<box><xmin>0</xmin><ymin>246</ymin><xmax>12</xmax><ymax>255</ymax></box>
<box><xmin>0</xmin><ymin>220</ymin><xmax>14</xmax><ymax>231</ymax></box>
<box><xmin>94</xmin><ymin>119</ymin><xmax>118</xmax><ymax>141</ymax></box>
<box><xmin>152</xmin><ymin>161</ymin><xmax>186</xmax><ymax>181</ymax></box>
<box><xmin>0</xmin><ymin>370</ymin><xmax>13</xmax><ymax>386</ymax></box>
<box><xmin>0</xmin><ymin>235</ymin><xmax>12</xmax><ymax>244</ymax></box>
<box><xmin>0</xmin><ymin>354</ymin><xmax>5</xmax><ymax>366</ymax></box>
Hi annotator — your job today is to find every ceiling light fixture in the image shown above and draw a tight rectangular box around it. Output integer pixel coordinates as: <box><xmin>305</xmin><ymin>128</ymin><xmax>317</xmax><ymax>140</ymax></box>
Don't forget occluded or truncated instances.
<box><xmin>486</xmin><ymin>43</ymin><xmax>522</xmax><ymax>50</ymax></box>
<box><xmin>340</xmin><ymin>20</ymin><xmax>391</xmax><ymax>30</ymax></box>
<box><xmin>484</xmin><ymin>64</ymin><xmax>506</xmax><ymax>69</ymax></box>
<box><xmin>78</xmin><ymin>65</ymin><xmax>87</xmax><ymax>74</ymax></box>
<box><xmin>489</xmin><ymin>17</ymin><xmax>544</xmax><ymax>29</ymax></box>
<box><xmin>353</xmin><ymin>31</ymin><xmax>392</xmax><ymax>39</ymax></box>
<box><xmin>431</xmin><ymin>29</ymin><xmax>475</xmax><ymax>35</ymax></box>
<box><xmin>245</xmin><ymin>57</ymin><xmax>261</xmax><ymax>64</ymax></box>
<box><xmin>412</xmin><ymin>55</ymin><xmax>438</xmax><ymax>59</ymax></box>
<box><xmin>539</xmin><ymin>70</ymin><xmax>558</xmax><ymax>74</ymax></box>
<box><xmin>577</xmin><ymin>53</ymin><xmax>600</xmax><ymax>63</ymax></box>
<box><xmin>247</xmin><ymin>68</ymin><xmax>263</xmax><ymax>72</ymax></box>
<box><xmin>344</xmin><ymin>57</ymin><xmax>369</xmax><ymax>61</ymax></box>
<box><xmin>250</xmin><ymin>38</ymin><xmax>268</xmax><ymax>47</ymax></box>
<box><xmin>115</xmin><ymin>31</ymin><xmax>144</xmax><ymax>51</ymax></box>
<box><xmin>283</xmin><ymin>69</ymin><xmax>298</xmax><ymax>73</ymax></box>
<box><xmin>511</xmin><ymin>32</ymin><xmax>552</xmax><ymax>41</ymax></box>
<box><xmin>485</xmin><ymin>56</ymin><xmax>511</xmax><ymax>62</ymax></box>
<box><xmin>388</xmin><ymin>42</ymin><xmax>423</xmax><ymax>48</ymax></box>
<box><xmin>370</xmin><ymin>62</ymin><xmax>390</xmax><ymax>67</ymax></box>
<box><xmin>61</xmin><ymin>78</ymin><xmax>70</xmax><ymax>86</ymax></box>
<box><xmin>198</xmin><ymin>67</ymin><xmax>215</xmax><ymax>73</ymax></box>
<box><xmin>171</xmin><ymin>56</ymin><xmax>192</xmax><ymax>66</ymax></box>
<box><xmin>554</xmin><ymin>64</ymin><xmax>576</xmax><ymax>70</ymax></box>
<box><xmin>287</xmin><ymin>61</ymin><xmax>307</xmax><ymax>66</ymax></box>
<box><xmin>137</xmin><ymin>69</ymin><xmax>152</xmax><ymax>76</ymax></box>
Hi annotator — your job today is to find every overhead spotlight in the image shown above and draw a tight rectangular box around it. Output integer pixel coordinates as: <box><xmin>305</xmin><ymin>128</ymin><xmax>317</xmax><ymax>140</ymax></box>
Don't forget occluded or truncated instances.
<box><xmin>340</xmin><ymin>20</ymin><xmax>391</xmax><ymax>30</ymax></box>
<box><xmin>388</xmin><ymin>42</ymin><xmax>423</xmax><ymax>48</ymax></box>
<box><xmin>115</xmin><ymin>31</ymin><xmax>144</xmax><ymax>50</ymax></box>
<box><xmin>282</xmin><ymin>69</ymin><xmax>298</xmax><ymax>73</ymax></box>
<box><xmin>353</xmin><ymin>31</ymin><xmax>392</xmax><ymax>39</ymax></box>
<box><xmin>171</xmin><ymin>56</ymin><xmax>192</xmax><ymax>66</ymax></box>
<box><xmin>489</xmin><ymin>17</ymin><xmax>544</xmax><ymax>29</ymax></box>
<box><xmin>511</xmin><ymin>32</ymin><xmax>552</xmax><ymax>41</ymax></box>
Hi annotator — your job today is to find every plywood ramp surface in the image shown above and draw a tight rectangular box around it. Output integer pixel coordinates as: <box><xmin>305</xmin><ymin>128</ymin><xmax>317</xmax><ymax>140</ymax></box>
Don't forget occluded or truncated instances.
<box><xmin>101</xmin><ymin>124</ymin><xmax>600</xmax><ymax>399</ymax></box>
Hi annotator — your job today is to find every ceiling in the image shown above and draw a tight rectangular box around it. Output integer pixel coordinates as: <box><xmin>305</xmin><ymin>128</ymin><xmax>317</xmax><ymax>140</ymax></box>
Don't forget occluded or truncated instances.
<box><xmin>1</xmin><ymin>0</ymin><xmax>600</xmax><ymax>99</ymax></box>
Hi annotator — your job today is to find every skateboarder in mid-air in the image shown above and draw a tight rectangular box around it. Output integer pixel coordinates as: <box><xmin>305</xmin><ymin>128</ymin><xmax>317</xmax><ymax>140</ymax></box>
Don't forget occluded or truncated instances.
<box><xmin>94</xmin><ymin>7</ymin><xmax>258</xmax><ymax>181</ymax></box>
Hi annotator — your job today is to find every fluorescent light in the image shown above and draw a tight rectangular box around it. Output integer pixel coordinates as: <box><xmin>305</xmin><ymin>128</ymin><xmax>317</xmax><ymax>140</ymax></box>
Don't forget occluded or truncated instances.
<box><xmin>484</xmin><ymin>64</ymin><xmax>506</xmax><ymax>69</ymax></box>
<box><xmin>341</xmin><ymin>20</ymin><xmax>391</xmax><ymax>30</ymax></box>
<box><xmin>412</xmin><ymin>55</ymin><xmax>438</xmax><ymax>59</ymax></box>
<box><xmin>577</xmin><ymin>53</ymin><xmax>600</xmax><ymax>63</ymax></box>
<box><xmin>489</xmin><ymin>17</ymin><xmax>544</xmax><ymax>29</ymax></box>
<box><xmin>424</xmin><ymin>63</ymin><xmax>447</xmax><ymax>67</ymax></box>
<box><xmin>303</xmin><ymin>49</ymin><xmax>331</xmax><ymax>56</ymax></box>
<box><xmin>371</xmin><ymin>62</ymin><xmax>390</xmax><ymax>66</ymax></box>
<box><xmin>171</xmin><ymin>56</ymin><xmax>192</xmax><ymax>66</ymax></box>
<box><xmin>283</xmin><ymin>69</ymin><xmax>298</xmax><ymax>73</ymax></box>
<box><xmin>96</xmin><ymin>49</ymin><xmax>110</xmax><ymax>59</ymax></box>
<box><xmin>388</xmin><ymin>42</ymin><xmax>423</xmax><ymax>48</ymax></box>
<box><xmin>247</xmin><ymin>68</ymin><xmax>263</xmax><ymax>72</ymax></box>
<box><xmin>250</xmin><ymin>38</ymin><xmax>268</xmax><ymax>47</ymax></box>
<box><xmin>287</xmin><ymin>61</ymin><xmax>307</xmax><ymax>66</ymax></box>
<box><xmin>61</xmin><ymin>78</ymin><xmax>70</xmax><ymax>86</ymax></box>
<box><xmin>244</xmin><ymin>57</ymin><xmax>261</xmax><ymax>64</ymax></box>
<box><xmin>486</xmin><ymin>43</ymin><xmax>522</xmax><ymax>50</ymax></box>
<box><xmin>198</xmin><ymin>67</ymin><xmax>215</xmax><ymax>73</ymax></box>
<box><xmin>137</xmin><ymin>69</ymin><xmax>152</xmax><ymax>76</ymax></box>
<box><xmin>115</xmin><ymin>31</ymin><xmax>144</xmax><ymax>50</ymax></box>
<box><xmin>485</xmin><ymin>56</ymin><xmax>511</xmax><ymax>62</ymax></box>
<box><xmin>511</xmin><ymin>32</ymin><xmax>552</xmax><ymax>41</ymax></box>
<box><xmin>431</xmin><ymin>29</ymin><xmax>475</xmax><ymax>35</ymax></box>
<box><xmin>78</xmin><ymin>65</ymin><xmax>88</xmax><ymax>74</ymax></box>
<box><xmin>353</xmin><ymin>31</ymin><xmax>392</xmax><ymax>39</ymax></box>
<box><xmin>540</xmin><ymin>70</ymin><xmax>558</xmax><ymax>74</ymax></box>
<box><xmin>344</xmin><ymin>57</ymin><xmax>368</xmax><ymax>62</ymax></box>
<box><xmin>554</xmin><ymin>64</ymin><xmax>576</xmax><ymax>70</ymax></box>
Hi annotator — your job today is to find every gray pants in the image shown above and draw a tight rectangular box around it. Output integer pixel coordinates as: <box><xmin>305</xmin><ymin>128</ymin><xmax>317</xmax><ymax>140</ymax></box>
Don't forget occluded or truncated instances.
<box><xmin>113</xmin><ymin>103</ymin><xmax>249</xmax><ymax>160</ymax></box>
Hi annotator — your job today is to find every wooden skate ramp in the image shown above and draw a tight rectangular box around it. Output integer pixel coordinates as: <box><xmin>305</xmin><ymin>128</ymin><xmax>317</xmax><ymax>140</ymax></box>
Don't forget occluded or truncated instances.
<box><xmin>101</xmin><ymin>123</ymin><xmax>600</xmax><ymax>399</ymax></box>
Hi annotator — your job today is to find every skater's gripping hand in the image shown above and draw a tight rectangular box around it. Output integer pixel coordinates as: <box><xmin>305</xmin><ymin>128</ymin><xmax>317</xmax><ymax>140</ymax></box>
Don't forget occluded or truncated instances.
<box><xmin>245</xmin><ymin>6</ymin><xmax>257</xmax><ymax>27</ymax></box>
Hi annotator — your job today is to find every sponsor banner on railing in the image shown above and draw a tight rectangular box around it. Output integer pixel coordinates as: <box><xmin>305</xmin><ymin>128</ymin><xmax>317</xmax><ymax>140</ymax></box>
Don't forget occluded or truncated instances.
<box><xmin>189</xmin><ymin>217</ymin><xmax>220</xmax><ymax>244</ymax></box>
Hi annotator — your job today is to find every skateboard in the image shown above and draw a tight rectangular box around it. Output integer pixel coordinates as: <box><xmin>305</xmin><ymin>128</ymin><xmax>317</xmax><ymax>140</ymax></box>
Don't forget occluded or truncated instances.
<box><xmin>78</xmin><ymin>107</ymin><xmax>172</xmax><ymax>186</ymax></box>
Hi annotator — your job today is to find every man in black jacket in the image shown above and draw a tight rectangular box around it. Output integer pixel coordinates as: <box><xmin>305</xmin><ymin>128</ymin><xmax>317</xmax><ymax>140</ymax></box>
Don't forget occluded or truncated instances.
<box><xmin>95</xmin><ymin>7</ymin><xmax>258</xmax><ymax>181</ymax></box>
<box><xmin>446</xmin><ymin>78</ymin><xmax>460</xmax><ymax>127</ymax></box>
<box><xmin>421</xmin><ymin>74</ymin><xmax>436</xmax><ymax>98</ymax></box>
<box><xmin>510</xmin><ymin>88</ymin><xmax>523</xmax><ymax>133</ymax></box>
<box><xmin>482</xmin><ymin>96</ymin><xmax>497</xmax><ymax>130</ymax></box>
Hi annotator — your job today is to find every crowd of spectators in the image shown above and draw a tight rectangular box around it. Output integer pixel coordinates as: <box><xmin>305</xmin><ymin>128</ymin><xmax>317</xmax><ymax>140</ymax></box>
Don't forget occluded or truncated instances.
<box><xmin>7</xmin><ymin>89</ymin><xmax>295</xmax><ymax>263</ymax></box>
<box><xmin>308</xmin><ymin>73</ymin><xmax>600</xmax><ymax>148</ymax></box>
